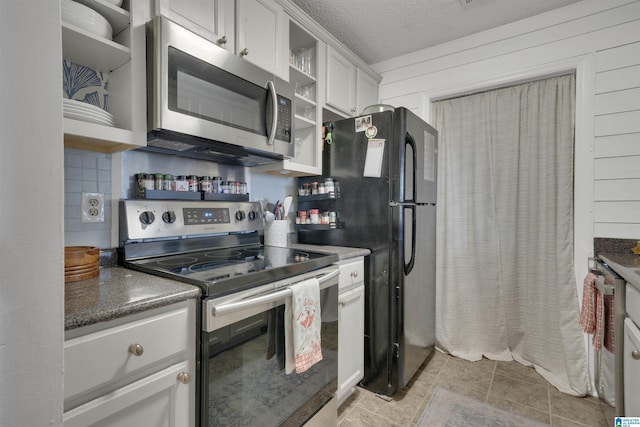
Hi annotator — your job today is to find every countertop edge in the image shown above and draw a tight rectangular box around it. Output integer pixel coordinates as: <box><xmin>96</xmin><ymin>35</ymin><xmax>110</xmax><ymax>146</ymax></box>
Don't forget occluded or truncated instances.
<box><xmin>598</xmin><ymin>253</ymin><xmax>640</xmax><ymax>290</ymax></box>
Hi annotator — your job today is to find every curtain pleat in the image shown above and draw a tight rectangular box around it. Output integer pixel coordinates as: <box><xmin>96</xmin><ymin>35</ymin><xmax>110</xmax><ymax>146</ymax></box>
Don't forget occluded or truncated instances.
<box><xmin>433</xmin><ymin>74</ymin><xmax>589</xmax><ymax>395</ymax></box>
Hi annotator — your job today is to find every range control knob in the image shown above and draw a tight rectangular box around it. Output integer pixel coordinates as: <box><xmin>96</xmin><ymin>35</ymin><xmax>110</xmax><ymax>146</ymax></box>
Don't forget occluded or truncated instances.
<box><xmin>162</xmin><ymin>211</ymin><xmax>176</xmax><ymax>224</ymax></box>
<box><xmin>247</xmin><ymin>210</ymin><xmax>258</xmax><ymax>221</ymax></box>
<box><xmin>139</xmin><ymin>211</ymin><xmax>155</xmax><ymax>225</ymax></box>
<box><xmin>235</xmin><ymin>211</ymin><xmax>246</xmax><ymax>221</ymax></box>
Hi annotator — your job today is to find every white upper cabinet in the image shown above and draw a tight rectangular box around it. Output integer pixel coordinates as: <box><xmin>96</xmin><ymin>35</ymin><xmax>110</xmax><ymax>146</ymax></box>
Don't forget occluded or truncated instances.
<box><xmin>326</xmin><ymin>45</ymin><xmax>379</xmax><ymax>117</ymax></box>
<box><xmin>236</xmin><ymin>0</ymin><xmax>289</xmax><ymax>80</ymax></box>
<box><xmin>326</xmin><ymin>45</ymin><xmax>356</xmax><ymax>116</ymax></box>
<box><xmin>156</xmin><ymin>0</ymin><xmax>234</xmax><ymax>50</ymax></box>
<box><xmin>356</xmin><ymin>68</ymin><xmax>379</xmax><ymax>116</ymax></box>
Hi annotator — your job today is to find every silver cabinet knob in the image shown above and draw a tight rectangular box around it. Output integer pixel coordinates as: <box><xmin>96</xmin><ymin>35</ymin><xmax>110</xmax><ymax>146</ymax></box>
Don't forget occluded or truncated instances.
<box><xmin>350</xmin><ymin>271</ymin><xmax>358</xmax><ymax>278</ymax></box>
<box><xmin>351</xmin><ymin>107</ymin><xmax>356</xmax><ymax>113</ymax></box>
<box><xmin>632</xmin><ymin>350</ymin><xmax>640</xmax><ymax>360</ymax></box>
<box><xmin>217</xmin><ymin>35</ymin><xmax>227</xmax><ymax>45</ymax></box>
<box><xmin>177</xmin><ymin>372</ymin><xmax>191</xmax><ymax>384</ymax></box>
<box><xmin>338</xmin><ymin>299</ymin><xmax>345</xmax><ymax>306</ymax></box>
<box><xmin>128</xmin><ymin>343</ymin><xmax>144</xmax><ymax>357</ymax></box>
<box><xmin>240</xmin><ymin>48</ymin><xmax>249</xmax><ymax>57</ymax></box>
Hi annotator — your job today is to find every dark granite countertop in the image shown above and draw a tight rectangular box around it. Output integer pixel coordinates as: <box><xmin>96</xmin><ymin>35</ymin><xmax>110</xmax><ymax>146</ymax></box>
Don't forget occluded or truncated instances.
<box><xmin>598</xmin><ymin>252</ymin><xmax>640</xmax><ymax>290</ymax></box>
<box><xmin>287</xmin><ymin>243</ymin><xmax>370</xmax><ymax>260</ymax></box>
<box><xmin>65</xmin><ymin>266</ymin><xmax>200</xmax><ymax>331</ymax></box>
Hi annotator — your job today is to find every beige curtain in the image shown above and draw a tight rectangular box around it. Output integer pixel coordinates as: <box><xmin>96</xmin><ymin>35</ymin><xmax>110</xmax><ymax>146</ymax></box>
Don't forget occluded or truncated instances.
<box><xmin>433</xmin><ymin>74</ymin><xmax>589</xmax><ymax>395</ymax></box>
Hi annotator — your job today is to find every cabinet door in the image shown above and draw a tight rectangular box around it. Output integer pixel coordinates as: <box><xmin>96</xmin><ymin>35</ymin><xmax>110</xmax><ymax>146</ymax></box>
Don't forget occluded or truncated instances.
<box><xmin>337</xmin><ymin>285</ymin><xmax>365</xmax><ymax>405</ymax></box>
<box><xmin>624</xmin><ymin>318</ymin><xmax>640</xmax><ymax>416</ymax></box>
<box><xmin>236</xmin><ymin>0</ymin><xmax>287</xmax><ymax>78</ymax></box>
<box><xmin>326</xmin><ymin>45</ymin><xmax>356</xmax><ymax>116</ymax></box>
<box><xmin>63</xmin><ymin>361</ymin><xmax>194</xmax><ymax>427</ymax></box>
<box><xmin>356</xmin><ymin>69</ymin><xmax>379</xmax><ymax>116</ymax></box>
<box><xmin>157</xmin><ymin>0</ymin><xmax>233</xmax><ymax>49</ymax></box>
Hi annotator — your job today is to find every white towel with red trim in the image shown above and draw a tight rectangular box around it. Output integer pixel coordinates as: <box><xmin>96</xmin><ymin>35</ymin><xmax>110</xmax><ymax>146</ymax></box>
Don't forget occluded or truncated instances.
<box><xmin>285</xmin><ymin>278</ymin><xmax>323</xmax><ymax>374</ymax></box>
<box><xmin>579</xmin><ymin>272</ymin><xmax>615</xmax><ymax>353</ymax></box>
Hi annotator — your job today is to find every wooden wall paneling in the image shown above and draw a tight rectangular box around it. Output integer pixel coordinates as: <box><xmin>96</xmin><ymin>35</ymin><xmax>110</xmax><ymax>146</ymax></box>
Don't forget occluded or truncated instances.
<box><xmin>594</xmin><ymin>133</ymin><xmax>640</xmax><ymax>158</ymax></box>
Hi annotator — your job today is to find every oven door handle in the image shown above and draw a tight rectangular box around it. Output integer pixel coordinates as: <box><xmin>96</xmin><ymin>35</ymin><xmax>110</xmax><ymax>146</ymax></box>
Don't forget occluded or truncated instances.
<box><xmin>211</xmin><ymin>269</ymin><xmax>339</xmax><ymax>317</ymax></box>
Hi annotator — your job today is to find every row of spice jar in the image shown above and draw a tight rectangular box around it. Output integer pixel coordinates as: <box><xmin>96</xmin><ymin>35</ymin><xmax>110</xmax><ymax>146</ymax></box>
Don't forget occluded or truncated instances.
<box><xmin>296</xmin><ymin>209</ymin><xmax>338</xmax><ymax>227</ymax></box>
<box><xmin>136</xmin><ymin>173</ymin><xmax>247</xmax><ymax>194</ymax></box>
<box><xmin>298</xmin><ymin>178</ymin><xmax>340</xmax><ymax>197</ymax></box>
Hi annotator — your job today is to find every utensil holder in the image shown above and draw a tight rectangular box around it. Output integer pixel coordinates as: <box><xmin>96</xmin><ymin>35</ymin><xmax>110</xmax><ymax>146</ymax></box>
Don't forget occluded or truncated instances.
<box><xmin>265</xmin><ymin>220</ymin><xmax>288</xmax><ymax>247</ymax></box>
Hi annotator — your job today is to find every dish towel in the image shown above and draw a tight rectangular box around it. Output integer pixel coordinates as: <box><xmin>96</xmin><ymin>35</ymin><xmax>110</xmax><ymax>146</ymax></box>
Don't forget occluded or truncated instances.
<box><xmin>579</xmin><ymin>272</ymin><xmax>615</xmax><ymax>353</ymax></box>
<box><xmin>284</xmin><ymin>278</ymin><xmax>323</xmax><ymax>374</ymax></box>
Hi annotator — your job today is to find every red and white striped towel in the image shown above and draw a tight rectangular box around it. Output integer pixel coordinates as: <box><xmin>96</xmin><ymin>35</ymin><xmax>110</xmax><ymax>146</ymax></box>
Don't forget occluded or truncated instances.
<box><xmin>579</xmin><ymin>272</ymin><xmax>615</xmax><ymax>353</ymax></box>
<box><xmin>285</xmin><ymin>278</ymin><xmax>323</xmax><ymax>374</ymax></box>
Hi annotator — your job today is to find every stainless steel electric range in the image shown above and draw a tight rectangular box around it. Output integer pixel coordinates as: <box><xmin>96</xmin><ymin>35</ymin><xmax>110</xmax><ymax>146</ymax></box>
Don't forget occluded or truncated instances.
<box><xmin>119</xmin><ymin>199</ymin><xmax>340</xmax><ymax>427</ymax></box>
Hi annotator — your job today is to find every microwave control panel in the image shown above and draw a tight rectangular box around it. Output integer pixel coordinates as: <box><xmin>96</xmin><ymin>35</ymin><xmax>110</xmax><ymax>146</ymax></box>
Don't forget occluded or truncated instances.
<box><xmin>274</xmin><ymin>95</ymin><xmax>291</xmax><ymax>143</ymax></box>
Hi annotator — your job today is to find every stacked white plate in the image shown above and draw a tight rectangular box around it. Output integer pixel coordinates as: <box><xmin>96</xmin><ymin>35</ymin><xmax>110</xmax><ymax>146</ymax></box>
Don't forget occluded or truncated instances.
<box><xmin>63</xmin><ymin>98</ymin><xmax>115</xmax><ymax>127</ymax></box>
<box><xmin>61</xmin><ymin>0</ymin><xmax>113</xmax><ymax>40</ymax></box>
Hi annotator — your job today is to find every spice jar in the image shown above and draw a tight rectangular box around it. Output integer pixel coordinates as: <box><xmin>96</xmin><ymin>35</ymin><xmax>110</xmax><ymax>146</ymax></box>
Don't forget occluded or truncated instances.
<box><xmin>321</xmin><ymin>210</ymin><xmax>330</xmax><ymax>224</ymax></box>
<box><xmin>310</xmin><ymin>182</ymin><xmax>318</xmax><ymax>195</ymax></box>
<box><xmin>175</xmin><ymin>175</ymin><xmax>189</xmax><ymax>191</ymax></box>
<box><xmin>200</xmin><ymin>176</ymin><xmax>213</xmax><ymax>193</ymax></box>
<box><xmin>212</xmin><ymin>176</ymin><xmax>222</xmax><ymax>193</ymax></box>
<box><xmin>309</xmin><ymin>209</ymin><xmax>320</xmax><ymax>224</ymax></box>
<box><xmin>163</xmin><ymin>174</ymin><xmax>174</xmax><ymax>191</ymax></box>
<box><xmin>325</xmin><ymin>178</ymin><xmax>335</xmax><ymax>197</ymax></box>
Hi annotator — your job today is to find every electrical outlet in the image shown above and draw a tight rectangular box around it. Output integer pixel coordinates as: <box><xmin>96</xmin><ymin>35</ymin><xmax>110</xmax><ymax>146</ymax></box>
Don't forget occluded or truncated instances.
<box><xmin>81</xmin><ymin>192</ymin><xmax>104</xmax><ymax>223</ymax></box>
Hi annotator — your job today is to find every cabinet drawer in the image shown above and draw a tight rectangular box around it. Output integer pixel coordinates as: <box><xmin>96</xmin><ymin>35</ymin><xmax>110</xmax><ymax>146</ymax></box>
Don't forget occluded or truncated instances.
<box><xmin>339</xmin><ymin>258</ymin><xmax>364</xmax><ymax>292</ymax></box>
<box><xmin>65</xmin><ymin>303</ymin><xmax>192</xmax><ymax>404</ymax></box>
<box><xmin>627</xmin><ymin>283</ymin><xmax>640</xmax><ymax>325</ymax></box>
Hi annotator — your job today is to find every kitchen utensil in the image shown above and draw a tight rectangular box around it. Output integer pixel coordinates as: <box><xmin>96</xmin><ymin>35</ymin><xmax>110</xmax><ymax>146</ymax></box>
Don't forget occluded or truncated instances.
<box><xmin>283</xmin><ymin>196</ymin><xmax>293</xmax><ymax>218</ymax></box>
<box><xmin>266</xmin><ymin>203</ymin><xmax>275</xmax><ymax>215</ymax></box>
<box><xmin>273</xmin><ymin>200</ymin><xmax>280</xmax><ymax>219</ymax></box>
<box><xmin>264</xmin><ymin>211</ymin><xmax>275</xmax><ymax>223</ymax></box>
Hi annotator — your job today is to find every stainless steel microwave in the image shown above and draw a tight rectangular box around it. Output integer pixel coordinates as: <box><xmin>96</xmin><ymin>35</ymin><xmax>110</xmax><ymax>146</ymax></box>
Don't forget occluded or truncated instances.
<box><xmin>145</xmin><ymin>16</ymin><xmax>294</xmax><ymax>166</ymax></box>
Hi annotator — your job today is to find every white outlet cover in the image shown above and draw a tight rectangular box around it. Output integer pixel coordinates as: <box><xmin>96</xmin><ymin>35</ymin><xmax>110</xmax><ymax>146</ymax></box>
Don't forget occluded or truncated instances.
<box><xmin>81</xmin><ymin>192</ymin><xmax>105</xmax><ymax>223</ymax></box>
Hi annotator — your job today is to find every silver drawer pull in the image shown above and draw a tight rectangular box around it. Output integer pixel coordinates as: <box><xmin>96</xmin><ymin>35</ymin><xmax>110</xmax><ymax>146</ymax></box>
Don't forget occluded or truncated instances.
<box><xmin>128</xmin><ymin>343</ymin><xmax>144</xmax><ymax>357</ymax></box>
<box><xmin>177</xmin><ymin>372</ymin><xmax>191</xmax><ymax>384</ymax></box>
<box><xmin>633</xmin><ymin>350</ymin><xmax>640</xmax><ymax>360</ymax></box>
<box><xmin>350</xmin><ymin>271</ymin><xmax>358</xmax><ymax>278</ymax></box>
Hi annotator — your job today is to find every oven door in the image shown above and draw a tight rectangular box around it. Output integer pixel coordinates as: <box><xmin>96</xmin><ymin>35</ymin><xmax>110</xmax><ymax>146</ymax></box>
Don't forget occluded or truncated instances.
<box><xmin>201</xmin><ymin>267</ymin><xmax>339</xmax><ymax>426</ymax></box>
<box><xmin>147</xmin><ymin>16</ymin><xmax>293</xmax><ymax>158</ymax></box>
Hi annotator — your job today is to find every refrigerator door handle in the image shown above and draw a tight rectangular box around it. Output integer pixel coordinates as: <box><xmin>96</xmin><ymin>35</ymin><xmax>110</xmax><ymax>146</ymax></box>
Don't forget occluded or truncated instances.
<box><xmin>403</xmin><ymin>204</ymin><xmax>417</xmax><ymax>275</ymax></box>
<box><xmin>404</xmin><ymin>132</ymin><xmax>418</xmax><ymax>203</ymax></box>
<box><xmin>402</xmin><ymin>131</ymin><xmax>418</xmax><ymax>275</ymax></box>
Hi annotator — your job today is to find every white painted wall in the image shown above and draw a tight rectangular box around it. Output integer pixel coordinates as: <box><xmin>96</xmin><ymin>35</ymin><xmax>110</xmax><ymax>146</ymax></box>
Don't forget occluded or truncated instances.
<box><xmin>0</xmin><ymin>1</ymin><xmax>64</xmax><ymax>426</ymax></box>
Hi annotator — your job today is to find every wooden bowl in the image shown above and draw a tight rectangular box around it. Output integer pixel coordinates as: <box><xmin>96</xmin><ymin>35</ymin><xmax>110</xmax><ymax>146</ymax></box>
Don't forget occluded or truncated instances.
<box><xmin>65</xmin><ymin>246</ymin><xmax>99</xmax><ymax>282</ymax></box>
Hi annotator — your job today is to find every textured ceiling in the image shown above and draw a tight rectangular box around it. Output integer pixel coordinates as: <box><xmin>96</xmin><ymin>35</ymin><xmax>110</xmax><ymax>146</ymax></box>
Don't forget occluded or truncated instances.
<box><xmin>290</xmin><ymin>0</ymin><xmax>583</xmax><ymax>64</ymax></box>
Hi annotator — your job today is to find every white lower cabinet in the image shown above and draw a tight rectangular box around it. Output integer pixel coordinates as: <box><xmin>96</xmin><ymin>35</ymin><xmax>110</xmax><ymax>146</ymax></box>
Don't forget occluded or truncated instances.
<box><xmin>337</xmin><ymin>257</ymin><xmax>365</xmax><ymax>406</ymax></box>
<box><xmin>63</xmin><ymin>361</ymin><xmax>191</xmax><ymax>427</ymax></box>
<box><xmin>63</xmin><ymin>300</ymin><xmax>196</xmax><ymax>427</ymax></box>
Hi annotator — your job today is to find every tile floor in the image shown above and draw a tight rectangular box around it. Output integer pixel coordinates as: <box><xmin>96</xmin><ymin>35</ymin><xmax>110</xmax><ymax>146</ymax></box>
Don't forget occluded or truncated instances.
<box><xmin>338</xmin><ymin>351</ymin><xmax>616</xmax><ymax>426</ymax></box>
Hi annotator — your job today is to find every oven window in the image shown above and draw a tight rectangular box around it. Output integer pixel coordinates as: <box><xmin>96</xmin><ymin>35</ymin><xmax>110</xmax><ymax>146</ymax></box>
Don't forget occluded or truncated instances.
<box><xmin>203</xmin><ymin>287</ymin><xmax>338</xmax><ymax>426</ymax></box>
<box><xmin>168</xmin><ymin>47</ymin><xmax>267</xmax><ymax>137</ymax></box>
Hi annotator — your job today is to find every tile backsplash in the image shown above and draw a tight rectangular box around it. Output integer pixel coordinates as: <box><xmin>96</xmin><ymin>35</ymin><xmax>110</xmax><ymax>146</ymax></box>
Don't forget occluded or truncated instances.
<box><xmin>64</xmin><ymin>148</ymin><xmax>111</xmax><ymax>248</ymax></box>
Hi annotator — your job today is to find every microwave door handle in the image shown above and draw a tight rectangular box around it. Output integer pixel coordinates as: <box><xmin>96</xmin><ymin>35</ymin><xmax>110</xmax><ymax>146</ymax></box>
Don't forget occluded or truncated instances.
<box><xmin>266</xmin><ymin>80</ymin><xmax>278</xmax><ymax>146</ymax></box>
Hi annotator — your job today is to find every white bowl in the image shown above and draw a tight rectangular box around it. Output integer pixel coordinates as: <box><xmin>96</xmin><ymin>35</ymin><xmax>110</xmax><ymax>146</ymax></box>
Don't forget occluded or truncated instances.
<box><xmin>103</xmin><ymin>0</ymin><xmax>124</xmax><ymax>7</ymax></box>
<box><xmin>61</xmin><ymin>0</ymin><xmax>112</xmax><ymax>40</ymax></box>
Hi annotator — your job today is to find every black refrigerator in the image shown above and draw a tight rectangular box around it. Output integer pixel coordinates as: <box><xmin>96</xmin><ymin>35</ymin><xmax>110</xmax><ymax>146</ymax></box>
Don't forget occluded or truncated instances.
<box><xmin>297</xmin><ymin>107</ymin><xmax>437</xmax><ymax>396</ymax></box>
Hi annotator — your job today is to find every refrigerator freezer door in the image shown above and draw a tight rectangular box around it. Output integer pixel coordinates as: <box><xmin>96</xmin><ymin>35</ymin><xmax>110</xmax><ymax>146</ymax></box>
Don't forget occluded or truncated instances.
<box><xmin>396</xmin><ymin>203</ymin><xmax>436</xmax><ymax>389</ymax></box>
<box><xmin>393</xmin><ymin>108</ymin><xmax>438</xmax><ymax>205</ymax></box>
